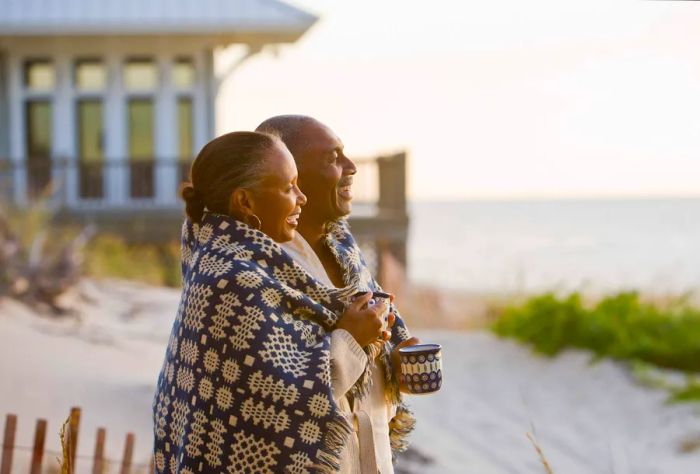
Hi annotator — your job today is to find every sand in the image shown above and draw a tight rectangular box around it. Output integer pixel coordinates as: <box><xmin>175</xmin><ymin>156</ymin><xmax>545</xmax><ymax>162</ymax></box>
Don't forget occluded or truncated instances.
<box><xmin>1</xmin><ymin>279</ymin><xmax>699</xmax><ymax>473</ymax></box>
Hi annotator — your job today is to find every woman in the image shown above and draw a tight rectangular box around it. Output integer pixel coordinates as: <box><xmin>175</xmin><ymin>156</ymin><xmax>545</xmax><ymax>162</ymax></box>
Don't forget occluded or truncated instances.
<box><xmin>152</xmin><ymin>131</ymin><xmax>389</xmax><ymax>473</ymax></box>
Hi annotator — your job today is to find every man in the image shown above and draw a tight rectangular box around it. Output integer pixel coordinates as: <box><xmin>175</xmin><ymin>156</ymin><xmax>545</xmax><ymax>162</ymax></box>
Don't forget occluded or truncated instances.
<box><xmin>256</xmin><ymin>116</ymin><xmax>419</xmax><ymax>473</ymax></box>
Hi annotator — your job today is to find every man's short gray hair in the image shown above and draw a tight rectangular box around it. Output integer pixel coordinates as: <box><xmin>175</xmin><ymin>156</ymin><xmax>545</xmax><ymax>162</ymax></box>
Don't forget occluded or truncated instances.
<box><xmin>255</xmin><ymin>115</ymin><xmax>317</xmax><ymax>156</ymax></box>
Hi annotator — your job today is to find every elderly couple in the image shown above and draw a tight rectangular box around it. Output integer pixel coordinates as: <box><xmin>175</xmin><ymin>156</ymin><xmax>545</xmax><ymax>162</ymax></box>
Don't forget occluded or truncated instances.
<box><xmin>153</xmin><ymin>116</ymin><xmax>420</xmax><ymax>474</ymax></box>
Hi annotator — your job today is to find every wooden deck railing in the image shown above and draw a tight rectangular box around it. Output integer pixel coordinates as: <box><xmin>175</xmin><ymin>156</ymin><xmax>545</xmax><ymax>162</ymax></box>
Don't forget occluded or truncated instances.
<box><xmin>0</xmin><ymin>152</ymin><xmax>409</xmax><ymax>275</ymax></box>
<box><xmin>0</xmin><ymin>154</ymin><xmax>398</xmax><ymax>210</ymax></box>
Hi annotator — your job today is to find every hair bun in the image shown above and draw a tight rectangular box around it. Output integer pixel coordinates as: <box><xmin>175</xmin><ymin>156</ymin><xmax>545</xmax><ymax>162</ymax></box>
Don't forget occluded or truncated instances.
<box><xmin>181</xmin><ymin>183</ymin><xmax>205</xmax><ymax>223</ymax></box>
<box><xmin>181</xmin><ymin>184</ymin><xmax>198</xmax><ymax>201</ymax></box>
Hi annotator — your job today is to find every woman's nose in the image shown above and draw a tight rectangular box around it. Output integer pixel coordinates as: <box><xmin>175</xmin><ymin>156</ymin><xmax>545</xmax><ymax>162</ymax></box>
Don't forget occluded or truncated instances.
<box><xmin>297</xmin><ymin>187</ymin><xmax>307</xmax><ymax>206</ymax></box>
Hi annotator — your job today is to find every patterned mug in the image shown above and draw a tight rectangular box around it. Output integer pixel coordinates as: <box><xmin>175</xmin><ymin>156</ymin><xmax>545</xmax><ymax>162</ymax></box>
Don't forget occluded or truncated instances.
<box><xmin>399</xmin><ymin>343</ymin><xmax>442</xmax><ymax>395</ymax></box>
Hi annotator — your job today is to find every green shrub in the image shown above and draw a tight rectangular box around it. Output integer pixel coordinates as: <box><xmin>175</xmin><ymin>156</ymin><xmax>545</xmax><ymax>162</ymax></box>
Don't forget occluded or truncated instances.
<box><xmin>671</xmin><ymin>380</ymin><xmax>700</xmax><ymax>403</ymax></box>
<box><xmin>492</xmin><ymin>291</ymin><xmax>700</xmax><ymax>373</ymax></box>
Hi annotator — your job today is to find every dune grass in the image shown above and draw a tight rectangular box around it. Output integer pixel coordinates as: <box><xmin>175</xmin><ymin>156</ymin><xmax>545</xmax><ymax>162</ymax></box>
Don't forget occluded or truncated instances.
<box><xmin>2</xmin><ymin>200</ymin><xmax>182</xmax><ymax>290</ymax></box>
<box><xmin>492</xmin><ymin>291</ymin><xmax>700</xmax><ymax>401</ymax></box>
<box><xmin>84</xmin><ymin>235</ymin><xmax>181</xmax><ymax>287</ymax></box>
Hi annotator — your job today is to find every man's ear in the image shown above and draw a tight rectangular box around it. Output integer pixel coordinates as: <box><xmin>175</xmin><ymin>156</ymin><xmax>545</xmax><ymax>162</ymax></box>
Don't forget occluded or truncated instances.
<box><xmin>228</xmin><ymin>188</ymin><xmax>256</xmax><ymax>217</ymax></box>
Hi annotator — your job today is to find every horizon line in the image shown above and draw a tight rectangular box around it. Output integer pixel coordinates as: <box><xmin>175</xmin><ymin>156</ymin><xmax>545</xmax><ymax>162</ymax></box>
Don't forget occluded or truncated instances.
<box><xmin>406</xmin><ymin>194</ymin><xmax>700</xmax><ymax>203</ymax></box>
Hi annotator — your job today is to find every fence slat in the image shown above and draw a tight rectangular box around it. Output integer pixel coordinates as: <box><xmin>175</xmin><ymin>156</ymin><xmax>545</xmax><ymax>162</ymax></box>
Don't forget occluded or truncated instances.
<box><xmin>0</xmin><ymin>414</ymin><xmax>17</xmax><ymax>474</ymax></box>
<box><xmin>30</xmin><ymin>418</ymin><xmax>47</xmax><ymax>474</ymax></box>
<box><xmin>92</xmin><ymin>428</ymin><xmax>106</xmax><ymax>474</ymax></box>
<box><xmin>120</xmin><ymin>433</ymin><xmax>135</xmax><ymax>474</ymax></box>
<box><xmin>69</xmin><ymin>407</ymin><xmax>81</xmax><ymax>470</ymax></box>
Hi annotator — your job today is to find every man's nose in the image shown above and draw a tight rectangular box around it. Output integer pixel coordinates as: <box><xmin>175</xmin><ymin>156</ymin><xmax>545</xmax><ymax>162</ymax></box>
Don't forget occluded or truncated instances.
<box><xmin>342</xmin><ymin>155</ymin><xmax>357</xmax><ymax>175</ymax></box>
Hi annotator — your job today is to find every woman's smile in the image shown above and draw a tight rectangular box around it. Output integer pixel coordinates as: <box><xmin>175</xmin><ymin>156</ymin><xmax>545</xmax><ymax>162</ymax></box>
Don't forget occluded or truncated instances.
<box><xmin>286</xmin><ymin>209</ymin><xmax>302</xmax><ymax>226</ymax></box>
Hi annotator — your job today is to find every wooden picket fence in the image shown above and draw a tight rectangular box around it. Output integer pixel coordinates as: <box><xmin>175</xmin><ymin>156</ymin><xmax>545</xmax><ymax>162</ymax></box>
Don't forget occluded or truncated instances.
<box><xmin>1</xmin><ymin>407</ymin><xmax>152</xmax><ymax>474</ymax></box>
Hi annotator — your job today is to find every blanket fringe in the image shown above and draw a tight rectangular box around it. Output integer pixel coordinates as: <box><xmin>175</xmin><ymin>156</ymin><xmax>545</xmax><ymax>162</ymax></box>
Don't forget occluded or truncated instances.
<box><xmin>310</xmin><ymin>411</ymin><xmax>354</xmax><ymax>473</ymax></box>
<box><xmin>325</xmin><ymin>219</ymin><xmax>417</xmax><ymax>460</ymax></box>
<box><xmin>389</xmin><ymin>403</ymin><xmax>416</xmax><ymax>457</ymax></box>
<box><xmin>379</xmin><ymin>341</ymin><xmax>402</xmax><ymax>405</ymax></box>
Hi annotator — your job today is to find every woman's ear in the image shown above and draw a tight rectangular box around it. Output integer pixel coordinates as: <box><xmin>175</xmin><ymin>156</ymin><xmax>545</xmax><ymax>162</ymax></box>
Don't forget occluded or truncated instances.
<box><xmin>228</xmin><ymin>188</ymin><xmax>256</xmax><ymax>218</ymax></box>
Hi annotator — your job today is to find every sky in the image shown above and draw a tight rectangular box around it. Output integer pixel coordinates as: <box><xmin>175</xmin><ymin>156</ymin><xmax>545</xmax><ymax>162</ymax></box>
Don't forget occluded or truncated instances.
<box><xmin>218</xmin><ymin>0</ymin><xmax>700</xmax><ymax>201</ymax></box>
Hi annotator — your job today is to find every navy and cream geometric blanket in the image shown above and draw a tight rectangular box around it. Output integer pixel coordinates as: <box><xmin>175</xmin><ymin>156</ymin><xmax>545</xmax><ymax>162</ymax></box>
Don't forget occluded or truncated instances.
<box><xmin>152</xmin><ymin>212</ymin><xmax>414</xmax><ymax>473</ymax></box>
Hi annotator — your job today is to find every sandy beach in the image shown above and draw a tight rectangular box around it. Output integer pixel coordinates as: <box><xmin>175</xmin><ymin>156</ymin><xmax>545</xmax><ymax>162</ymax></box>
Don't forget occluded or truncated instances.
<box><xmin>1</xmin><ymin>279</ymin><xmax>699</xmax><ymax>473</ymax></box>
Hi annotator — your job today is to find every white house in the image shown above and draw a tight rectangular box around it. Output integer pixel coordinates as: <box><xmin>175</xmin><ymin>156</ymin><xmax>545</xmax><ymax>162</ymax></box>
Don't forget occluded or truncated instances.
<box><xmin>0</xmin><ymin>0</ymin><xmax>316</xmax><ymax>218</ymax></box>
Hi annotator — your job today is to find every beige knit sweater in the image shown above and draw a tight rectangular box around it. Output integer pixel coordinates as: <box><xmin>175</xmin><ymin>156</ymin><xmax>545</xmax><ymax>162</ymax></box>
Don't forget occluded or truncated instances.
<box><xmin>281</xmin><ymin>233</ymin><xmax>396</xmax><ymax>474</ymax></box>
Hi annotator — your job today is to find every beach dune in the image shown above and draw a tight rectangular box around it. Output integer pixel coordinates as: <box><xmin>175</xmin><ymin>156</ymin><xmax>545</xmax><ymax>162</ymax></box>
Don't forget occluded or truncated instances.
<box><xmin>1</xmin><ymin>279</ymin><xmax>698</xmax><ymax>473</ymax></box>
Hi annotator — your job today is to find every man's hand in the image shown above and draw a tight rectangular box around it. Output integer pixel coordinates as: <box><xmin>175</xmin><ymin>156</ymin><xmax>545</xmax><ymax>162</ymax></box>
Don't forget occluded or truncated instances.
<box><xmin>390</xmin><ymin>331</ymin><xmax>421</xmax><ymax>393</ymax></box>
<box><xmin>336</xmin><ymin>292</ymin><xmax>387</xmax><ymax>348</ymax></box>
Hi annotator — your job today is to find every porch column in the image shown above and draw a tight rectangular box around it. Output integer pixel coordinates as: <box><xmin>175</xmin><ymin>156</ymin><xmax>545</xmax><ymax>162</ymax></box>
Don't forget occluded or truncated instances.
<box><xmin>53</xmin><ymin>51</ymin><xmax>76</xmax><ymax>207</ymax></box>
<box><xmin>155</xmin><ymin>56</ymin><xmax>177</xmax><ymax>205</ymax></box>
<box><xmin>7</xmin><ymin>52</ymin><xmax>25</xmax><ymax>205</ymax></box>
<box><xmin>0</xmin><ymin>50</ymin><xmax>9</xmax><ymax>160</ymax></box>
<box><xmin>197</xmin><ymin>47</ymin><xmax>215</xmax><ymax>147</ymax></box>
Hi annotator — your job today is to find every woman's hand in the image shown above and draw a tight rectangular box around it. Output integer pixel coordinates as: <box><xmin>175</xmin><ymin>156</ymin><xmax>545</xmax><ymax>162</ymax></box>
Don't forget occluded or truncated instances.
<box><xmin>336</xmin><ymin>292</ymin><xmax>387</xmax><ymax>348</ymax></box>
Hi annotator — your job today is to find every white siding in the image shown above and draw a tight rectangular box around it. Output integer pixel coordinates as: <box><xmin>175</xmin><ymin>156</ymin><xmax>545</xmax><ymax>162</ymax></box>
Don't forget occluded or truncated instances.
<box><xmin>5</xmin><ymin>38</ymin><xmax>231</xmax><ymax>208</ymax></box>
<box><xmin>0</xmin><ymin>0</ymin><xmax>316</xmax><ymax>209</ymax></box>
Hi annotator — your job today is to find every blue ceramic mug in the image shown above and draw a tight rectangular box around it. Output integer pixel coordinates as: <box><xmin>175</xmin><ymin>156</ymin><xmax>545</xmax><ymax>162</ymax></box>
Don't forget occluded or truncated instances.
<box><xmin>399</xmin><ymin>343</ymin><xmax>442</xmax><ymax>394</ymax></box>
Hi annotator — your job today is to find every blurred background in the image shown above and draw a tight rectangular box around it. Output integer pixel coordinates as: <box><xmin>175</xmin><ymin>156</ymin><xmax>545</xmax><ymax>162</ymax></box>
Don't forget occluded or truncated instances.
<box><xmin>1</xmin><ymin>0</ymin><xmax>699</xmax><ymax>473</ymax></box>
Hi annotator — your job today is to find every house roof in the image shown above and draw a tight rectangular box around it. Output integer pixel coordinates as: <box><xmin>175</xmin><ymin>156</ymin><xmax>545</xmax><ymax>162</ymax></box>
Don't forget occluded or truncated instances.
<box><xmin>0</xmin><ymin>0</ymin><xmax>317</xmax><ymax>42</ymax></box>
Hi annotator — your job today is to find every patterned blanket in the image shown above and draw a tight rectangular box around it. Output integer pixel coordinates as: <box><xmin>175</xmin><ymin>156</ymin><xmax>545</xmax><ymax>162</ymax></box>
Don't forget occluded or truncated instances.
<box><xmin>153</xmin><ymin>212</ymin><xmax>414</xmax><ymax>473</ymax></box>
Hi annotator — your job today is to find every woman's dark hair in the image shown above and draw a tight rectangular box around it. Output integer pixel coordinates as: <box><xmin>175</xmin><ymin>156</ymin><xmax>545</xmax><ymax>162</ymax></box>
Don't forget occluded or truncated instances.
<box><xmin>181</xmin><ymin>131</ymin><xmax>280</xmax><ymax>223</ymax></box>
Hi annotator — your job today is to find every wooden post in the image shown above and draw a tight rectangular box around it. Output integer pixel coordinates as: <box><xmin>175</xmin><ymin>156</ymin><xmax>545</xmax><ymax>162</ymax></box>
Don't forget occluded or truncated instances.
<box><xmin>120</xmin><ymin>433</ymin><xmax>135</xmax><ymax>474</ymax></box>
<box><xmin>0</xmin><ymin>414</ymin><xmax>17</xmax><ymax>474</ymax></box>
<box><xmin>69</xmin><ymin>407</ymin><xmax>81</xmax><ymax>470</ymax></box>
<box><xmin>30</xmin><ymin>418</ymin><xmax>47</xmax><ymax>474</ymax></box>
<box><xmin>376</xmin><ymin>152</ymin><xmax>409</xmax><ymax>273</ymax></box>
<box><xmin>92</xmin><ymin>427</ymin><xmax>106</xmax><ymax>474</ymax></box>
<box><xmin>377</xmin><ymin>152</ymin><xmax>407</xmax><ymax>214</ymax></box>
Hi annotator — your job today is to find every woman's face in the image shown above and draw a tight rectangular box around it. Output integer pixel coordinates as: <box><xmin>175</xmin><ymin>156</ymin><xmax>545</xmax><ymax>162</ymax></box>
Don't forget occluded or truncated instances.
<box><xmin>252</xmin><ymin>142</ymin><xmax>307</xmax><ymax>242</ymax></box>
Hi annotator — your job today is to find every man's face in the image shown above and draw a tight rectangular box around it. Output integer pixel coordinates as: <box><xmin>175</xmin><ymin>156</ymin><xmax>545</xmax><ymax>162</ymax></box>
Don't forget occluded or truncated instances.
<box><xmin>295</xmin><ymin>121</ymin><xmax>357</xmax><ymax>223</ymax></box>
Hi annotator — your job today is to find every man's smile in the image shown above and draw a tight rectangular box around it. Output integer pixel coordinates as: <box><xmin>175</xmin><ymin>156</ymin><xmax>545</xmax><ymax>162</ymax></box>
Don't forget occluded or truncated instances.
<box><xmin>337</xmin><ymin>176</ymin><xmax>354</xmax><ymax>201</ymax></box>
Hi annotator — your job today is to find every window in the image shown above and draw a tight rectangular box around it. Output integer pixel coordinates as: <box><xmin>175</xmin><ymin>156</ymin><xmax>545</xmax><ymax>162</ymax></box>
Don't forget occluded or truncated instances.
<box><xmin>173</xmin><ymin>58</ymin><xmax>195</xmax><ymax>89</ymax></box>
<box><xmin>77</xmin><ymin>100</ymin><xmax>104</xmax><ymax>198</ymax></box>
<box><xmin>128</xmin><ymin>99</ymin><xmax>155</xmax><ymax>198</ymax></box>
<box><xmin>25</xmin><ymin>100</ymin><xmax>52</xmax><ymax>198</ymax></box>
<box><xmin>124</xmin><ymin>59</ymin><xmax>157</xmax><ymax>91</ymax></box>
<box><xmin>128</xmin><ymin>99</ymin><xmax>154</xmax><ymax>159</ymax></box>
<box><xmin>75</xmin><ymin>59</ymin><xmax>106</xmax><ymax>91</ymax></box>
<box><xmin>177</xmin><ymin>98</ymin><xmax>193</xmax><ymax>160</ymax></box>
<box><xmin>24</xmin><ymin>60</ymin><xmax>55</xmax><ymax>91</ymax></box>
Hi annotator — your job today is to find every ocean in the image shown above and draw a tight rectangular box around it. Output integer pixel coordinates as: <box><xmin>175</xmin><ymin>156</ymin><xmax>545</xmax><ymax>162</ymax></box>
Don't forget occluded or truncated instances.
<box><xmin>407</xmin><ymin>198</ymin><xmax>700</xmax><ymax>293</ymax></box>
